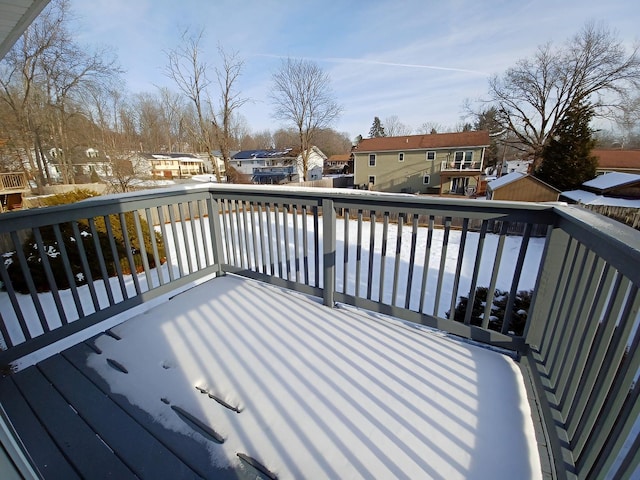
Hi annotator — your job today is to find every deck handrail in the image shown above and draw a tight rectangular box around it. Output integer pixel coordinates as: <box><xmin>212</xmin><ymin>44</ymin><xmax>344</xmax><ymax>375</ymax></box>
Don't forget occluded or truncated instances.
<box><xmin>440</xmin><ymin>160</ymin><xmax>482</xmax><ymax>171</ymax></box>
<box><xmin>0</xmin><ymin>172</ymin><xmax>28</xmax><ymax>192</ymax></box>
<box><xmin>0</xmin><ymin>184</ymin><xmax>638</xmax><ymax>479</ymax></box>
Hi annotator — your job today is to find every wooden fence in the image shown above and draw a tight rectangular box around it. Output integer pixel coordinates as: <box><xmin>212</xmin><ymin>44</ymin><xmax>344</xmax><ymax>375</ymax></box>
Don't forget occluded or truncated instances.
<box><xmin>582</xmin><ymin>204</ymin><xmax>640</xmax><ymax>230</ymax></box>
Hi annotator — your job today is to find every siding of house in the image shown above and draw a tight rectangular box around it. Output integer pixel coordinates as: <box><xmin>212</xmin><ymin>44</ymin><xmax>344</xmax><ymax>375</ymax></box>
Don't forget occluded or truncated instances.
<box><xmin>151</xmin><ymin>159</ymin><xmax>202</xmax><ymax>178</ymax></box>
<box><xmin>489</xmin><ymin>176</ymin><xmax>559</xmax><ymax>202</ymax></box>
<box><xmin>295</xmin><ymin>147</ymin><xmax>326</xmax><ymax>181</ymax></box>
<box><xmin>354</xmin><ymin>149</ymin><xmax>442</xmax><ymax>193</ymax></box>
<box><xmin>353</xmin><ymin>131</ymin><xmax>489</xmax><ymax>194</ymax></box>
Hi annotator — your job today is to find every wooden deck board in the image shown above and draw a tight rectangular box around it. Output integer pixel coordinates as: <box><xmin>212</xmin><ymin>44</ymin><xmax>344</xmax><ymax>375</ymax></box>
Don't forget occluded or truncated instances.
<box><xmin>11</xmin><ymin>365</ymin><xmax>136</xmax><ymax>479</ymax></box>
<box><xmin>0</xmin><ymin>339</ymin><xmax>248</xmax><ymax>479</ymax></box>
<box><xmin>0</xmin><ymin>377</ymin><xmax>80</xmax><ymax>480</ymax></box>
<box><xmin>60</xmin><ymin>339</ymin><xmax>241</xmax><ymax>480</ymax></box>
<box><xmin>37</xmin><ymin>353</ymin><xmax>202</xmax><ymax>480</ymax></box>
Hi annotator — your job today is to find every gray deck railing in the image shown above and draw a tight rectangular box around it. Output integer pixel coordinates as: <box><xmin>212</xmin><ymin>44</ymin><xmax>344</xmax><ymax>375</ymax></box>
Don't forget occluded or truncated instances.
<box><xmin>0</xmin><ymin>184</ymin><xmax>638</xmax><ymax>479</ymax></box>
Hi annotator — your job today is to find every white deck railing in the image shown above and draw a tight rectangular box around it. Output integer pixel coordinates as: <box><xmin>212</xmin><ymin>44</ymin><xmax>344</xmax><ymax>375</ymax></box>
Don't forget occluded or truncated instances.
<box><xmin>440</xmin><ymin>161</ymin><xmax>482</xmax><ymax>171</ymax></box>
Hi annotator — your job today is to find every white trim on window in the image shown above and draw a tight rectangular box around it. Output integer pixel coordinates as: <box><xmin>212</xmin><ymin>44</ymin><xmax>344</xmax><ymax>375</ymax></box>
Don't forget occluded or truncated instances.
<box><xmin>369</xmin><ymin>154</ymin><xmax>376</xmax><ymax>167</ymax></box>
<box><xmin>454</xmin><ymin>151</ymin><xmax>473</xmax><ymax>162</ymax></box>
<box><xmin>423</xmin><ymin>175</ymin><xmax>430</xmax><ymax>185</ymax></box>
<box><xmin>426</xmin><ymin>151</ymin><xmax>436</xmax><ymax>161</ymax></box>
<box><xmin>398</xmin><ymin>152</ymin><xmax>404</xmax><ymax>162</ymax></box>
<box><xmin>368</xmin><ymin>175</ymin><xmax>376</xmax><ymax>185</ymax></box>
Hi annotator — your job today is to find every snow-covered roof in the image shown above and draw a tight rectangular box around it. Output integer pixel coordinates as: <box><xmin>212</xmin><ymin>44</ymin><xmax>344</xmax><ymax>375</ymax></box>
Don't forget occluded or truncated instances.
<box><xmin>561</xmin><ymin>189</ymin><xmax>640</xmax><ymax>207</ymax></box>
<box><xmin>487</xmin><ymin>172</ymin><xmax>524</xmax><ymax>190</ymax></box>
<box><xmin>233</xmin><ymin>149</ymin><xmax>294</xmax><ymax>160</ymax></box>
<box><xmin>582</xmin><ymin>172</ymin><xmax>640</xmax><ymax>191</ymax></box>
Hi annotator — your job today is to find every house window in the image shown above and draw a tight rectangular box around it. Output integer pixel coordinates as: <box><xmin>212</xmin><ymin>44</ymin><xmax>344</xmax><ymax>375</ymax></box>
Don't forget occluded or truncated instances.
<box><xmin>454</xmin><ymin>151</ymin><xmax>473</xmax><ymax>162</ymax></box>
<box><xmin>398</xmin><ymin>152</ymin><xmax>404</xmax><ymax>162</ymax></box>
<box><xmin>451</xmin><ymin>177</ymin><xmax>470</xmax><ymax>194</ymax></box>
<box><xmin>368</xmin><ymin>175</ymin><xmax>375</xmax><ymax>185</ymax></box>
<box><xmin>369</xmin><ymin>154</ymin><xmax>376</xmax><ymax>167</ymax></box>
<box><xmin>426</xmin><ymin>151</ymin><xmax>436</xmax><ymax>161</ymax></box>
<box><xmin>423</xmin><ymin>175</ymin><xmax>430</xmax><ymax>185</ymax></box>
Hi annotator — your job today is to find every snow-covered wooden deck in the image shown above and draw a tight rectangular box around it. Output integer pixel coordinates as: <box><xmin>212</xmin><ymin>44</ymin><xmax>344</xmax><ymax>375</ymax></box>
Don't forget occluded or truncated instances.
<box><xmin>0</xmin><ymin>275</ymin><xmax>541</xmax><ymax>479</ymax></box>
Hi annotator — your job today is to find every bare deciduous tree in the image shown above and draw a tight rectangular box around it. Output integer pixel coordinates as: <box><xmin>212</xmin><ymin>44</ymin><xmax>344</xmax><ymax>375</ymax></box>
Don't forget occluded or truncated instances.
<box><xmin>104</xmin><ymin>156</ymin><xmax>143</xmax><ymax>193</ymax></box>
<box><xmin>211</xmin><ymin>47</ymin><xmax>248</xmax><ymax>181</ymax></box>
<box><xmin>157</xmin><ymin>86</ymin><xmax>187</xmax><ymax>152</ymax></box>
<box><xmin>311</xmin><ymin>128</ymin><xmax>352</xmax><ymax>158</ymax></box>
<box><xmin>0</xmin><ymin>0</ymin><xmax>120</xmax><ymax>187</ymax></box>
<box><xmin>613</xmin><ymin>91</ymin><xmax>640</xmax><ymax>148</ymax></box>
<box><xmin>486</xmin><ymin>22</ymin><xmax>640</xmax><ymax>168</ymax></box>
<box><xmin>245</xmin><ymin>129</ymin><xmax>274</xmax><ymax>150</ymax></box>
<box><xmin>416</xmin><ymin>122</ymin><xmax>443</xmax><ymax>135</ymax></box>
<box><xmin>165</xmin><ymin>29</ymin><xmax>222</xmax><ymax>181</ymax></box>
<box><xmin>384</xmin><ymin>115</ymin><xmax>412</xmax><ymax>136</ymax></box>
<box><xmin>165</xmin><ymin>31</ymin><xmax>247</xmax><ymax>182</ymax></box>
<box><xmin>270</xmin><ymin>58</ymin><xmax>341</xmax><ymax>181</ymax></box>
<box><xmin>273</xmin><ymin>127</ymin><xmax>298</xmax><ymax>150</ymax></box>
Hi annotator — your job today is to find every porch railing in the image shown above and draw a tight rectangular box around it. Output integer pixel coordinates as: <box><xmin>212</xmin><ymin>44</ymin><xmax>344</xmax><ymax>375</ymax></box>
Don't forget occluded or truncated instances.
<box><xmin>0</xmin><ymin>184</ymin><xmax>638</xmax><ymax>479</ymax></box>
<box><xmin>440</xmin><ymin>160</ymin><xmax>482</xmax><ymax>171</ymax></box>
<box><xmin>0</xmin><ymin>172</ymin><xmax>28</xmax><ymax>192</ymax></box>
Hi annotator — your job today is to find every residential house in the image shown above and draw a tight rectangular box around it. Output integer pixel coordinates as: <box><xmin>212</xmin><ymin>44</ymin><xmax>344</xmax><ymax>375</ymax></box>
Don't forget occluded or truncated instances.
<box><xmin>325</xmin><ymin>153</ymin><xmax>352</xmax><ymax>174</ymax></box>
<box><xmin>593</xmin><ymin>149</ymin><xmax>640</xmax><ymax>175</ymax></box>
<box><xmin>486</xmin><ymin>172</ymin><xmax>560</xmax><ymax>202</ymax></box>
<box><xmin>45</xmin><ymin>147</ymin><xmax>114</xmax><ymax>183</ymax></box>
<box><xmin>295</xmin><ymin>146</ymin><xmax>326</xmax><ymax>181</ymax></box>
<box><xmin>503</xmin><ymin>159</ymin><xmax>533</xmax><ymax>175</ymax></box>
<box><xmin>233</xmin><ymin>146</ymin><xmax>327</xmax><ymax>183</ymax></box>
<box><xmin>143</xmin><ymin>153</ymin><xmax>205</xmax><ymax>179</ymax></box>
<box><xmin>232</xmin><ymin>149</ymin><xmax>295</xmax><ymax>176</ymax></box>
<box><xmin>352</xmin><ymin>131</ymin><xmax>490</xmax><ymax>195</ymax></box>
<box><xmin>194</xmin><ymin>151</ymin><xmax>227</xmax><ymax>178</ymax></box>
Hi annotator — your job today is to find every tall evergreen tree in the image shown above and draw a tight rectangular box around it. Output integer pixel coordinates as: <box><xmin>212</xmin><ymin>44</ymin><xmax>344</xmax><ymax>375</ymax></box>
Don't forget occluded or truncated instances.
<box><xmin>474</xmin><ymin>106</ymin><xmax>501</xmax><ymax>167</ymax></box>
<box><xmin>368</xmin><ymin>116</ymin><xmax>386</xmax><ymax>138</ymax></box>
<box><xmin>535</xmin><ymin>101</ymin><xmax>597</xmax><ymax>191</ymax></box>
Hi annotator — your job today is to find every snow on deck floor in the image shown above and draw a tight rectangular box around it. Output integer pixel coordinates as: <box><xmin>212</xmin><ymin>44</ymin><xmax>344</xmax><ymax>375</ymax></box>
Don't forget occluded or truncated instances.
<box><xmin>86</xmin><ymin>275</ymin><xmax>542</xmax><ymax>480</ymax></box>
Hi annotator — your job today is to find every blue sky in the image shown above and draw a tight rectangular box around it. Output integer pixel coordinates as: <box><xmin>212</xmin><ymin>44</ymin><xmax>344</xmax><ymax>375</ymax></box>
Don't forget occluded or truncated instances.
<box><xmin>70</xmin><ymin>0</ymin><xmax>638</xmax><ymax>140</ymax></box>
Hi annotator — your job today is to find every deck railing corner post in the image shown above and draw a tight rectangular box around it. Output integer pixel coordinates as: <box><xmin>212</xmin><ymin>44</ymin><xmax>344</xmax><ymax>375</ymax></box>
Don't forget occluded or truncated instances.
<box><xmin>322</xmin><ymin>198</ymin><xmax>336</xmax><ymax>307</ymax></box>
<box><xmin>207</xmin><ymin>194</ymin><xmax>226</xmax><ymax>276</ymax></box>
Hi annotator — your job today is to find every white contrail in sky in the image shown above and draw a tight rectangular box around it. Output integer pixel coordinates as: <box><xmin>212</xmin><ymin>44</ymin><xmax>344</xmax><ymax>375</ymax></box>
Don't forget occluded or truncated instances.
<box><xmin>255</xmin><ymin>53</ymin><xmax>489</xmax><ymax>76</ymax></box>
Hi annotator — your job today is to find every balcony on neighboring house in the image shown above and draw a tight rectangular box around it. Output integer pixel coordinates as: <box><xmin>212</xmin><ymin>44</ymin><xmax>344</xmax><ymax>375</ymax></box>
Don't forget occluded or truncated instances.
<box><xmin>0</xmin><ymin>185</ymin><xmax>638</xmax><ymax>479</ymax></box>
<box><xmin>0</xmin><ymin>172</ymin><xmax>30</xmax><ymax>211</ymax></box>
<box><xmin>440</xmin><ymin>160</ymin><xmax>483</xmax><ymax>172</ymax></box>
<box><xmin>0</xmin><ymin>173</ymin><xmax>28</xmax><ymax>192</ymax></box>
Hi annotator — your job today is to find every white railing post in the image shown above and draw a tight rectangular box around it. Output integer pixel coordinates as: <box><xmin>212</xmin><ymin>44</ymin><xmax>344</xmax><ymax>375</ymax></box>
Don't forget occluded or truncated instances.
<box><xmin>322</xmin><ymin>198</ymin><xmax>336</xmax><ymax>307</ymax></box>
<box><xmin>207</xmin><ymin>195</ymin><xmax>225</xmax><ymax>275</ymax></box>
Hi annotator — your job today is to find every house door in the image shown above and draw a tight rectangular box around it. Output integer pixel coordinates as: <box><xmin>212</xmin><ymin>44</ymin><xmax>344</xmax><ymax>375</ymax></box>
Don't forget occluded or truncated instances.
<box><xmin>451</xmin><ymin>177</ymin><xmax>469</xmax><ymax>194</ymax></box>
